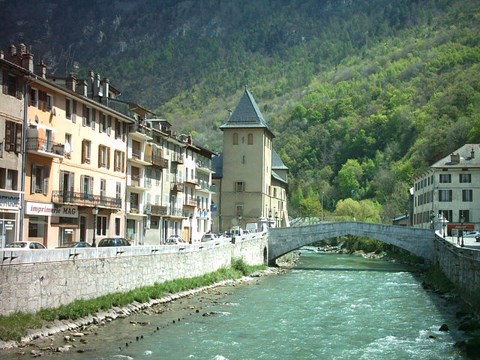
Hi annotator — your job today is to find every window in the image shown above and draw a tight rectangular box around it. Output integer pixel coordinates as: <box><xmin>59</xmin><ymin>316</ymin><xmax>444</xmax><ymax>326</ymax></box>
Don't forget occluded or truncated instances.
<box><xmin>235</xmin><ymin>181</ymin><xmax>245</xmax><ymax>192</ymax></box>
<box><xmin>65</xmin><ymin>134</ymin><xmax>72</xmax><ymax>158</ymax></box>
<box><xmin>99</xmin><ymin>113</ymin><xmax>107</xmax><ymax>133</ymax></box>
<box><xmin>2</xmin><ymin>72</ymin><xmax>18</xmax><ymax>97</ymax></box>
<box><xmin>46</xmin><ymin>93</ymin><xmax>53</xmax><ymax>111</ymax></box>
<box><xmin>98</xmin><ymin>145</ymin><xmax>110</xmax><ymax>169</ymax></box>
<box><xmin>116</xmin><ymin>182</ymin><xmax>122</xmax><ymax>199</ymax></box>
<box><xmin>81</xmin><ymin>140</ymin><xmax>91</xmax><ymax>164</ymax></box>
<box><xmin>6</xmin><ymin>169</ymin><xmax>18</xmax><ymax>190</ymax></box>
<box><xmin>83</xmin><ymin>106</ymin><xmax>95</xmax><ymax>128</ymax></box>
<box><xmin>97</xmin><ymin>215</ymin><xmax>107</xmax><ymax>236</ymax></box>
<box><xmin>107</xmin><ymin>115</ymin><xmax>112</xmax><ymax>135</ymax></box>
<box><xmin>248</xmin><ymin>133</ymin><xmax>253</xmax><ymax>145</ymax></box>
<box><xmin>438</xmin><ymin>190</ymin><xmax>452</xmax><ymax>202</ymax></box>
<box><xmin>439</xmin><ymin>174</ymin><xmax>451</xmax><ymax>183</ymax></box>
<box><xmin>460</xmin><ymin>174</ymin><xmax>471</xmax><ymax>183</ymax></box>
<box><xmin>242</xmin><ymin>155</ymin><xmax>246</xmax><ymax>164</ymax></box>
<box><xmin>459</xmin><ymin>210</ymin><xmax>470</xmax><ymax>223</ymax></box>
<box><xmin>100</xmin><ymin>179</ymin><xmax>106</xmax><ymax>200</ymax></box>
<box><xmin>439</xmin><ymin>210</ymin><xmax>452</xmax><ymax>222</ymax></box>
<box><xmin>0</xmin><ymin>168</ymin><xmax>18</xmax><ymax>190</ymax></box>
<box><xmin>4</xmin><ymin>120</ymin><xmax>22</xmax><ymax>153</ymax></box>
<box><xmin>462</xmin><ymin>189</ymin><xmax>473</xmax><ymax>202</ymax></box>
<box><xmin>31</xmin><ymin>165</ymin><xmax>49</xmax><ymax>194</ymax></box>
<box><xmin>30</xmin><ymin>88</ymin><xmax>38</xmax><ymax>107</ymax></box>
<box><xmin>114</xmin><ymin>150</ymin><xmax>125</xmax><ymax>172</ymax></box>
<box><xmin>235</xmin><ymin>204</ymin><xmax>244</xmax><ymax>217</ymax></box>
<box><xmin>80</xmin><ymin>175</ymin><xmax>93</xmax><ymax>200</ymax></box>
<box><xmin>233</xmin><ymin>133</ymin><xmax>238</xmax><ymax>145</ymax></box>
<box><xmin>115</xmin><ymin>218</ymin><xmax>121</xmax><ymax>236</ymax></box>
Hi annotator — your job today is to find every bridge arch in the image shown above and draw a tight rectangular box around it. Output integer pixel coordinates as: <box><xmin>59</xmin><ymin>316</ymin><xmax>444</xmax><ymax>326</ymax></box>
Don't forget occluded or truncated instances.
<box><xmin>267</xmin><ymin>222</ymin><xmax>435</xmax><ymax>265</ymax></box>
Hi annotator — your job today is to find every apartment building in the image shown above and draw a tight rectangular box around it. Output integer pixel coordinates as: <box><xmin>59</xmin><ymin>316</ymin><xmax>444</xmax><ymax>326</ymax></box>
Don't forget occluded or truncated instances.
<box><xmin>413</xmin><ymin>144</ymin><xmax>480</xmax><ymax>234</ymax></box>
<box><xmin>213</xmin><ymin>88</ymin><xmax>289</xmax><ymax>232</ymax></box>
<box><xmin>0</xmin><ymin>45</ymin><xmax>29</xmax><ymax>246</ymax></box>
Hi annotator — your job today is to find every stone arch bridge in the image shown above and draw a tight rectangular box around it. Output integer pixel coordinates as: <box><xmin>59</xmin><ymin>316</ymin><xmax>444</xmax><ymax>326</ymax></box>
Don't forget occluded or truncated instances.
<box><xmin>267</xmin><ymin>222</ymin><xmax>435</xmax><ymax>265</ymax></box>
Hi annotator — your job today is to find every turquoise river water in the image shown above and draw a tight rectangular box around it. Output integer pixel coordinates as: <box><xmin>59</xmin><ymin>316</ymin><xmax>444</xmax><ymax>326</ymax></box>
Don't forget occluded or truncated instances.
<box><xmin>3</xmin><ymin>250</ymin><xmax>470</xmax><ymax>359</ymax></box>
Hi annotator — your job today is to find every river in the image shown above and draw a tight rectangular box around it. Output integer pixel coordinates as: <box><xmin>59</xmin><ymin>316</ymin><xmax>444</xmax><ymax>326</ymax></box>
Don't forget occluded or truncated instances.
<box><xmin>1</xmin><ymin>250</ymin><xmax>468</xmax><ymax>359</ymax></box>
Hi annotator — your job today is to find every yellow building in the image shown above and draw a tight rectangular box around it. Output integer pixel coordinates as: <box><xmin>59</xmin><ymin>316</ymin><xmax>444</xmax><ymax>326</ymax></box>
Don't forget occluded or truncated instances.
<box><xmin>213</xmin><ymin>89</ymin><xmax>289</xmax><ymax>232</ymax></box>
<box><xmin>23</xmin><ymin>70</ymin><xmax>133</xmax><ymax>248</ymax></box>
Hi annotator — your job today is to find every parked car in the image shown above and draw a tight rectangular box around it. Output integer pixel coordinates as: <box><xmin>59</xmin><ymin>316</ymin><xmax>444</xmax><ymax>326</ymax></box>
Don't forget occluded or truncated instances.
<box><xmin>6</xmin><ymin>241</ymin><xmax>46</xmax><ymax>249</ymax></box>
<box><xmin>463</xmin><ymin>231</ymin><xmax>480</xmax><ymax>238</ymax></box>
<box><xmin>165</xmin><ymin>235</ymin><xmax>184</xmax><ymax>245</ymax></box>
<box><xmin>97</xmin><ymin>237</ymin><xmax>131</xmax><ymax>247</ymax></box>
<box><xmin>201</xmin><ymin>233</ymin><xmax>218</xmax><ymax>242</ymax></box>
<box><xmin>57</xmin><ymin>241</ymin><xmax>91</xmax><ymax>248</ymax></box>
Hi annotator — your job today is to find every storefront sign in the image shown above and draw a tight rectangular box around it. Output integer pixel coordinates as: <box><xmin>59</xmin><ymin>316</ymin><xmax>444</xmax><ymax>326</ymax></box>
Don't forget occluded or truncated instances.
<box><xmin>0</xmin><ymin>191</ymin><xmax>21</xmax><ymax>209</ymax></box>
<box><xmin>26</xmin><ymin>202</ymin><xmax>79</xmax><ymax>218</ymax></box>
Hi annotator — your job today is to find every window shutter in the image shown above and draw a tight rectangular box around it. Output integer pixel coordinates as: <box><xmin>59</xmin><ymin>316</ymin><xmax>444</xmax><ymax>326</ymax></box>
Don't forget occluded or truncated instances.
<box><xmin>5</xmin><ymin>121</ymin><xmax>12</xmax><ymax>151</ymax></box>
<box><xmin>72</xmin><ymin>100</ymin><xmax>77</xmax><ymax>123</ymax></box>
<box><xmin>43</xmin><ymin>176</ymin><xmax>49</xmax><ymax>195</ymax></box>
<box><xmin>107</xmin><ymin>116</ymin><xmax>112</xmax><ymax>135</ymax></box>
<box><xmin>31</xmin><ymin>165</ymin><xmax>36</xmax><ymax>194</ymax></box>
<box><xmin>15</xmin><ymin>123</ymin><xmax>22</xmax><ymax>153</ymax></box>
<box><xmin>81</xmin><ymin>140</ymin><xmax>86</xmax><ymax>163</ymax></box>
<box><xmin>107</xmin><ymin>147</ymin><xmax>111</xmax><ymax>169</ymax></box>
<box><xmin>98</xmin><ymin>145</ymin><xmax>102</xmax><ymax>167</ymax></box>
<box><xmin>69</xmin><ymin>173</ymin><xmax>74</xmax><ymax>194</ymax></box>
<box><xmin>89</xmin><ymin>177</ymin><xmax>94</xmax><ymax>197</ymax></box>
<box><xmin>82</xmin><ymin>105</ymin><xmax>87</xmax><ymax>126</ymax></box>
<box><xmin>91</xmin><ymin>108</ymin><xmax>96</xmax><ymax>130</ymax></box>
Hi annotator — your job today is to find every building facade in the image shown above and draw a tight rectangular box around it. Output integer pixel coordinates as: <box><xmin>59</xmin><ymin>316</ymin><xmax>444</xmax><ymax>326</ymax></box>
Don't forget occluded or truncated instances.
<box><xmin>213</xmin><ymin>89</ymin><xmax>289</xmax><ymax>233</ymax></box>
<box><xmin>413</xmin><ymin>144</ymin><xmax>480</xmax><ymax>235</ymax></box>
<box><xmin>0</xmin><ymin>44</ymin><xmax>215</xmax><ymax>247</ymax></box>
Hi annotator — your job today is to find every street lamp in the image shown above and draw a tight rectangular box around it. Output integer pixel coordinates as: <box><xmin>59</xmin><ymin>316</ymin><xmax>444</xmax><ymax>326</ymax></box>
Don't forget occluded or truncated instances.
<box><xmin>189</xmin><ymin>214</ymin><xmax>193</xmax><ymax>243</ymax></box>
<box><xmin>442</xmin><ymin>212</ymin><xmax>447</xmax><ymax>238</ymax></box>
<box><xmin>461</xmin><ymin>213</ymin><xmax>465</xmax><ymax>247</ymax></box>
<box><xmin>92</xmin><ymin>206</ymin><xmax>99</xmax><ymax>247</ymax></box>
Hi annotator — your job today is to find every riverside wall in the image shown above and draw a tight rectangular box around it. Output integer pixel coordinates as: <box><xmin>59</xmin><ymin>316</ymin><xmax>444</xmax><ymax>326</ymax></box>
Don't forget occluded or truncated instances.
<box><xmin>434</xmin><ymin>234</ymin><xmax>480</xmax><ymax>308</ymax></box>
<box><xmin>0</xmin><ymin>236</ymin><xmax>268</xmax><ymax>316</ymax></box>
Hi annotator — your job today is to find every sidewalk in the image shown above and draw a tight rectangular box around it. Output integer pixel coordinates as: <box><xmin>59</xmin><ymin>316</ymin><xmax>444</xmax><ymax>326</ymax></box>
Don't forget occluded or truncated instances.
<box><xmin>443</xmin><ymin>234</ymin><xmax>480</xmax><ymax>250</ymax></box>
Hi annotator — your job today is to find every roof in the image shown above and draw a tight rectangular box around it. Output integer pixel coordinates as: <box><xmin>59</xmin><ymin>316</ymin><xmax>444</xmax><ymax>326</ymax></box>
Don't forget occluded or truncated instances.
<box><xmin>272</xmin><ymin>150</ymin><xmax>288</xmax><ymax>170</ymax></box>
<box><xmin>219</xmin><ymin>88</ymin><xmax>274</xmax><ymax>137</ymax></box>
<box><xmin>431</xmin><ymin>144</ymin><xmax>480</xmax><ymax>169</ymax></box>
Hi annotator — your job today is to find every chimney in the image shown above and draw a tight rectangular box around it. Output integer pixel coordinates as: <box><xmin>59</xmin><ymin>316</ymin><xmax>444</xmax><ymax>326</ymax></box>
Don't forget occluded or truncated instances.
<box><xmin>102</xmin><ymin>77</ymin><xmax>110</xmax><ymax>98</ymax></box>
<box><xmin>93</xmin><ymin>73</ymin><xmax>101</xmax><ymax>97</ymax></box>
<box><xmin>9</xmin><ymin>45</ymin><xmax>16</xmax><ymax>58</ymax></box>
<box><xmin>471</xmin><ymin>148</ymin><xmax>475</xmax><ymax>159</ymax></box>
<box><xmin>21</xmin><ymin>52</ymin><xmax>34</xmax><ymax>72</ymax></box>
<box><xmin>0</xmin><ymin>50</ymin><xmax>4</xmax><ymax>59</ymax></box>
<box><xmin>36</xmin><ymin>60</ymin><xmax>47</xmax><ymax>79</ymax></box>
<box><xmin>66</xmin><ymin>73</ymin><xmax>76</xmax><ymax>92</ymax></box>
<box><xmin>77</xmin><ymin>80</ymin><xmax>88</xmax><ymax>96</ymax></box>
<box><xmin>450</xmin><ymin>153</ymin><xmax>460</xmax><ymax>163</ymax></box>
<box><xmin>88</xmin><ymin>70</ymin><xmax>94</xmax><ymax>97</ymax></box>
<box><xmin>18</xmin><ymin>43</ymin><xmax>26</xmax><ymax>55</ymax></box>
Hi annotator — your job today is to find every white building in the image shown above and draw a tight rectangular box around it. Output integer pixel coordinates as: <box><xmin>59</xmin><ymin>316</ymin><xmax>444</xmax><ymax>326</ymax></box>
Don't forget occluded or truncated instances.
<box><xmin>413</xmin><ymin>144</ymin><xmax>480</xmax><ymax>235</ymax></box>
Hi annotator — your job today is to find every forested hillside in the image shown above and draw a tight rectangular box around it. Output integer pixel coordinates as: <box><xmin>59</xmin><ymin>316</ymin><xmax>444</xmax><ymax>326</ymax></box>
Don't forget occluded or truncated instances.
<box><xmin>1</xmin><ymin>0</ymin><xmax>479</xmax><ymax>219</ymax></box>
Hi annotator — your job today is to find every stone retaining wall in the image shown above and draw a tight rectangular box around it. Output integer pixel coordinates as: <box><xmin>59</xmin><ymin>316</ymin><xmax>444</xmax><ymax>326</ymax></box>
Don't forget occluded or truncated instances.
<box><xmin>434</xmin><ymin>235</ymin><xmax>480</xmax><ymax>308</ymax></box>
<box><xmin>0</xmin><ymin>236</ymin><xmax>268</xmax><ymax>316</ymax></box>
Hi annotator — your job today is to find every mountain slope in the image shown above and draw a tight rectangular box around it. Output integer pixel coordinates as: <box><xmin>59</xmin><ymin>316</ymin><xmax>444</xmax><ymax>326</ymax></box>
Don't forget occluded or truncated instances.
<box><xmin>1</xmin><ymin>0</ymin><xmax>479</xmax><ymax>218</ymax></box>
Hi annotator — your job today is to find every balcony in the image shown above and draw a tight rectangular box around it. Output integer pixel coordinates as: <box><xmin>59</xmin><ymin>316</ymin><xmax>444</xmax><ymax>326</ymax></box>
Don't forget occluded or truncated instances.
<box><xmin>171</xmin><ymin>153</ymin><xmax>184</xmax><ymax>164</ymax></box>
<box><xmin>196</xmin><ymin>159</ymin><xmax>213</xmax><ymax>173</ymax></box>
<box><xmin>129</xmin><ymin>123</ymin><xmax>153</xmax><ymax>141</ymax></box>
<box><xmin>52</xmin><ymin>191</ymin><xmax>122</xmax><ymax>209</ymax></box>
<box><xmin>184</xmin><ymin>198</ymin><xmax>197</xmax><ymax>207</ymax></box>
<box><xmin>26</xmin><ymin>137</ymin><xmax>65</xmax><ymax>159</ymax></box>
<box><xmin>151</xmin><ymin>154</ymin><xmax>169</xmax><ymax>168</ymax></box>
<box><xmin>150</xmin><ymin>205</ymin><xmax>168</xmax><ymax>216</ymax></box>
<box><xmin>128</xmin><ymin>174</ymin><xmax>146</xmax><ymax>190</ymax></box>
<box><xmin>170</xmin><ymin>182</ymin><xmax>184</xmax><ymax>193</ymax></box>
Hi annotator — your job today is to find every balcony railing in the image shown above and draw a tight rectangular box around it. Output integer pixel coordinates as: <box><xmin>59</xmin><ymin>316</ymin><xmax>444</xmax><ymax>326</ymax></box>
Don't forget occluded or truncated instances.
<box><xmin>52</xmin><ymin>191</ymin><xmax>122</xmax><ymax>209</ymax></box>
<box><xmin>171</xmin><ymin>153</ymin><xmax>184</xmax><ymax>164</ymax></box>
<box><xmin>129</xmin><ymin>123</ymin><xmax>152</xmax><ymax>138</ymax></box>
<box><xmin>150</xmin><ymin>204</ymin><xmax>168</xmax><ymax>216</ymax></box>
<box><xmin>184</xmin><ymin>198</ymin><xmax>197</xmax><ymax>207</ymax></box>
<box><xmin>171</xmin><ymin>182</ymin><xmax>184</xmax><ymax>193</ymax></box>
<box><xmin>26</xmin><ymin>137</ymin><xmax>65</xmax><ymax>157</ymax></box>
<box><xmin>151</xmin><ymin>154</ymin><xmax>169</xmax><ymax>168</ymax></box>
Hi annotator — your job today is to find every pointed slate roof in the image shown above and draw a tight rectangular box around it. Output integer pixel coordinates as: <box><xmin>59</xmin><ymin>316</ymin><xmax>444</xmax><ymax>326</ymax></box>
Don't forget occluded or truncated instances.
<box><xmin>220</xmin><ymin>88</ymin><xmax>274</xmax><ymax>137</ymax></box>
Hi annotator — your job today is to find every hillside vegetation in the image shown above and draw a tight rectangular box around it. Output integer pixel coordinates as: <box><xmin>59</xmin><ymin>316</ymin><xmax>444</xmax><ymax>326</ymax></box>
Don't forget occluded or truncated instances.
<box><xmin>1</xmin><ymin>0</ymin><xmax>479</xmax><ymax>219</ymax></box>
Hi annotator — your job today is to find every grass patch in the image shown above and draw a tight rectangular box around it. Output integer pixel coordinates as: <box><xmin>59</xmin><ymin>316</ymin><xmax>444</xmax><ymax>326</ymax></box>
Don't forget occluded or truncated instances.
<box><xmin>0</xmin><ymin>259</ymin><xmax>265</xmax><ymax>342</ymax></box>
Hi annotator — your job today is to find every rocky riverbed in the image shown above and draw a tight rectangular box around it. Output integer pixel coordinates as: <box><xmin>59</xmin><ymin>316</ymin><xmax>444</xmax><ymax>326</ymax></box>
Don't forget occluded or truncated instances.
<box><xmin>0</xmin><ymin>267</ymin><xmax>287</xmax><ymax>359</ymax></box>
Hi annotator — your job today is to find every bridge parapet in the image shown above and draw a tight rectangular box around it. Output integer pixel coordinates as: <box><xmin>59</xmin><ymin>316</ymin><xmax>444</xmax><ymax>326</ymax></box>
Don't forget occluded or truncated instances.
<box><xmin>268</xmin><ymin>222</ymin><xmax>435</xmax><ymax>263</ymax></box>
